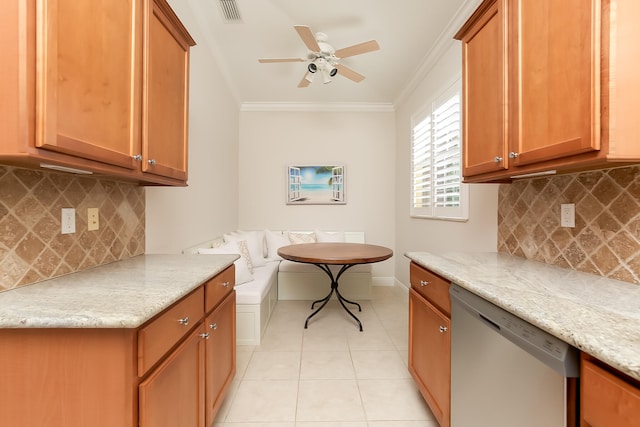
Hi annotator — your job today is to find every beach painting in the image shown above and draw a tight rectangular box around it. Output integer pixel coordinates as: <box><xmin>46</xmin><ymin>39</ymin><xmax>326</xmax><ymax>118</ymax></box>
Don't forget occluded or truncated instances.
<box><xmin>287</xmin><ymin>165</ymin><xmax>346</xmax><ymax>205</ymax></box>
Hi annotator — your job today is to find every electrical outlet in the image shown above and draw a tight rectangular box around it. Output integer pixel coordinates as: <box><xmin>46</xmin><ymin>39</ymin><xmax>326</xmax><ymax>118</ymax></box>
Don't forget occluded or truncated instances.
<box><xmin>61</xmin><ymin>208</ymin><xmax>76</xmax><ymax>234</ymax></box>
<box><xmin>560</xmin><ymin>203</ymin><xmax>575</xmax><ymax>228</ymax></box>
<box><xmin>87</xmin><ymin>208</ymin><xmax>99</xmax><ymax>231</ymax></box>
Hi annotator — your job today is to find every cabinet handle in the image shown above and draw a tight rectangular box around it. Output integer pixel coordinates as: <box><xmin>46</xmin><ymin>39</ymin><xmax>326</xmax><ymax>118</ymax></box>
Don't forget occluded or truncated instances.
<box><xmin>178</xmin><ymin>316</ymin><xmax>189</xmax><ymax>326</ymax></box>
<box><xmin>494</xmin><ymin>156</ymin><xmax>503</xmax><ymax>163</ymax></box>
<box><xmin>147</xmin><ymin>159</ymin><xmax>157</xmax><ymax>165</ymax></box>
<box><xmin>209</xmin><ymin>322</ymin><xmax>217</xmax><ymax>330</ymax></box>
<box><xmin>509</xmin><ymin>152</ymin><xmax>519</xmax><ymax>159</ymax></box>
<box><xmin>199</xmin><ymin>333</ymin><xmax>210</xmax><ymax>339</ymax></box>
<box><xmin>223</xmin><ymin>281</ymin><xmax>230</xmax><ymax>287</ymax></box>
<box><xmin>133</xmin><ymin>154</ymin><xmax>142</xmax><ymax>161</ymax></box>
<box><xmin>420</xmin><ymin>280</ymin><xmax>430</xmax><ymax>287</ymax></box>
<box><xmin>439</xmin><ymin>326</ymin><xmax>448</xmax><ymax>333</ymax></box>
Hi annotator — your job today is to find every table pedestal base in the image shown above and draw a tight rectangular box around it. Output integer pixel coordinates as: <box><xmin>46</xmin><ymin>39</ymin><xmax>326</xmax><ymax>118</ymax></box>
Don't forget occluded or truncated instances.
<box><xmin>304</xmin><ymin>264</ymin><xmax>363</xmax><ymax>331</ymax></box>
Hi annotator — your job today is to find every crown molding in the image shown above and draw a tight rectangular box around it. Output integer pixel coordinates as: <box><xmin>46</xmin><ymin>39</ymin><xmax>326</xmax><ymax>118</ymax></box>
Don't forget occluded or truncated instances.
<box><xmin>393</xmin><ymin>0</ymin><xmax>482</xmax><ymax>107</ymax></box>
<box><xmin>240</xmin><ymin>102</ymin><xmax>395</xmax><ymax>113</ymax></box>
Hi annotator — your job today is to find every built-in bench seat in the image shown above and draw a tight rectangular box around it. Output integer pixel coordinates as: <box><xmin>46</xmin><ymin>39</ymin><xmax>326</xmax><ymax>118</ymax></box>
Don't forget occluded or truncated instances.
<box><xmin>183</xmin><ymin>230</ymin><xmax>371</xmax><ymax>346</ymax></box>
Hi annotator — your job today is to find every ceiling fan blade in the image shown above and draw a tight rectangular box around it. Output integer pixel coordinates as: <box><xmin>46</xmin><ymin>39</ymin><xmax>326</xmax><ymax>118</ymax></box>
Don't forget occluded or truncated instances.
<box><xmin>334</xmin><ymin>40</ymin><xmax>380</xmax><ymax>59</ymax></box>
<box><xmin>294</xmin><ymin>25</ymin><xmax>321</xmax><ymax>52</ymax></box>
<box><xmin>298</xmin><ymin>72</ymin><xmax>311</xmax><ymax>88</ymax></box>
<box><xmin>335</xmin><ymin>64</ymin><xmax>365</xmax><ymax>83</ymax></box>
<box><xmin>258</xmin><ymin>58</ymin><xmax>305</xmax><ymax>63</ymax></box>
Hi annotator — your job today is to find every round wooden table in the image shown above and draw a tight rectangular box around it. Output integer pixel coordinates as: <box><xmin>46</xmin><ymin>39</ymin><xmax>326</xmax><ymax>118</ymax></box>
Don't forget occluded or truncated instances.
<box><xmin>277</xmin><ymin>242</ymin><xmax>393</xmax><ymax>331</ymax></box>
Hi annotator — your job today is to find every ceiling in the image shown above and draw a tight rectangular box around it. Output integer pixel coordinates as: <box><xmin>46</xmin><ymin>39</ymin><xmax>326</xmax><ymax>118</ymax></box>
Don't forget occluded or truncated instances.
<box><xmin>178</xmin><ymin>0</ymin><xmax>480</xmax><ymax>107</ymax></box>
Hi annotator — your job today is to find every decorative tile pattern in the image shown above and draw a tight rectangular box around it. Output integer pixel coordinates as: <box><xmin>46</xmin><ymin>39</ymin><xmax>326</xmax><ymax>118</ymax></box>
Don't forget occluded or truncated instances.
<box><xmin>0</xmin><ymin>166</ymin><xmax>145</xmax><ymax>291</ymax></box>
<box><xmin>498</xmin><ymin>165</ymin><xmax>640</xmax><ymax>284</ymax></box>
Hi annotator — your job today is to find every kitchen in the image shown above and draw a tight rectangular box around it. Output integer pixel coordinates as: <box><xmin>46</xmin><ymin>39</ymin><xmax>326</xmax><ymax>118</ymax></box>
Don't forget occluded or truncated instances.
<box><xmin>1</xmin><ymin>0</ymin><xmax>640</xmax><ymax>426</ymax></box>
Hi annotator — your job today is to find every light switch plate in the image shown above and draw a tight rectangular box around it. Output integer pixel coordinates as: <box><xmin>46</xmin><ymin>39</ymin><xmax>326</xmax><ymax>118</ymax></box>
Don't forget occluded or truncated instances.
<box><xmin>560</xmin><ymin>203</ymin><xmax>575</xmax><ymax>228</ymax></box>
<box><xmin>61</xmin><ymin>208</ymin><xmax>76</xmax><ymax>234</ymax></box>
<box><xmin>87</xmin><ymin>208</ymin><xmax>99</xmax><ymax>231</ymax></box>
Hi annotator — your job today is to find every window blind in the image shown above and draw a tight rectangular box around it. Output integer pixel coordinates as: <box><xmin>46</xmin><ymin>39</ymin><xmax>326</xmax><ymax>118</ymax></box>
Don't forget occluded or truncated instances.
<box><xmin>410</xmin><ymin>78</ymin><xmax>468</xmax><ymax>220</ymax></box>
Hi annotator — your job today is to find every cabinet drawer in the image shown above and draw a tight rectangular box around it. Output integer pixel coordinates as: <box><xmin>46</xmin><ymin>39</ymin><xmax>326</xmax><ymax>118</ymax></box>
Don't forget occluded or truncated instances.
<box><xmin>582</xmin><ymin>358</ymin><xmax>640</xmax><ymax>427</ymax></box>
<box><xmin>205</xmin><ymin>265</ymin><xmax>234</xmax><ymax>313</ymax></box>
<box><xmin>138</xmin><ymin>287</ymin><xmax>204</xmax><ymax>376</ymax></box>
<box><xmin>410</xmin><ymin>262</ymin><xmax>450</xmax><ymax>316</ymax></box>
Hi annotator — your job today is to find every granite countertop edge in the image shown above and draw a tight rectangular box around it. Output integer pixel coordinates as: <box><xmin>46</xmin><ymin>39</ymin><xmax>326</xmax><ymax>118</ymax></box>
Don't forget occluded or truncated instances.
<box><xmin>405</xmin><ymin>251</ymin><xmax>640</xmax><ymax>382</ymax></box>
<box><xmin>0</xmin><ymin>254</ymin><xmax>238</xmax><ymax>329</ymax></box>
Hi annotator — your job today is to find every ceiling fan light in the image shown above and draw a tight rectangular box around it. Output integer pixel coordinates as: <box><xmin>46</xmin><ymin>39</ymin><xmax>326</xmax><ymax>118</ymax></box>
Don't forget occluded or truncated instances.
<box><xmin>328</xmin><ymin>66</ymin><xmax>338</xmax><ymax>77</ymax></box>
<box><xmin>321</xmin><ymin>69</ymin><xmax>332</xmax><ymax>84</ymax></box>
<box><xmin>308</xmin><ymin>63</ymin><xmax>317</xmax><ymax>73</ymax></box>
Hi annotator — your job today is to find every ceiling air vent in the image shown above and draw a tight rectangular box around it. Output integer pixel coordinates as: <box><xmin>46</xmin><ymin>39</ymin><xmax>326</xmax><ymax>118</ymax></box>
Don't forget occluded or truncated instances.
<box><xmin>218</xmin><ymin>0</ymin><xmax>242</xmax><ymax>22</ymax></box>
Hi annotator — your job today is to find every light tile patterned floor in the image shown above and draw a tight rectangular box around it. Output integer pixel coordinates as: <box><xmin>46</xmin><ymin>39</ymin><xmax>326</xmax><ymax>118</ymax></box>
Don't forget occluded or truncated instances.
<box><xmin>213</xmin><ymin>285</ymin><xmax>438</xmax><ymax>426</ymax></box>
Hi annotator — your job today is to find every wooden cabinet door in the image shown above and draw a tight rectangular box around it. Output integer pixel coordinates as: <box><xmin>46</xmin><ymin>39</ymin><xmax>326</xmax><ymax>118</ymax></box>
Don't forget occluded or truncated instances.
<box><xmin>142</xmin><ymin>0</ymin><xmax>194</xmax><ymax>181</ymax></box>
<box><xmin>458</xmin><ymin>0</ymin><xmax>508</xmax><ymax>177</ymax></box>
<box><xmin>409</xmin><ymin>288</ymin><xmax>451</xmax><ymax>427</ymax></box>
<box><xmin>36</xmin><ymin>0</ymin><xmax>141</xmax><ymax>170</ymax></box>
<box><xmin>509</xmin><ymin>0</ymin><xmax>600</xmax><ymax>167</ymax></box>
<box><xmin>204</xmin><ymin>291</ymin><xmax>236</xmax><ymax>426</ymax></box>
<box><xmin>139</xmin><ymin>325</ymin><xmax>205</xmax><ymax>427</ymax></box>
<box><xmin>581</xmin><ymin>356</ymin><xmax>640</xmax><ymax>427</ymax></box>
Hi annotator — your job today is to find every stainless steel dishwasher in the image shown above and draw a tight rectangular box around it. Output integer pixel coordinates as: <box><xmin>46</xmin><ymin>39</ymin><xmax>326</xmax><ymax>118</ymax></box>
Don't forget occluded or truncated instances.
<box><xmin>450</xmin><ymin>284</ymin><xmax>580</xmax><ymax>427</ymax></box>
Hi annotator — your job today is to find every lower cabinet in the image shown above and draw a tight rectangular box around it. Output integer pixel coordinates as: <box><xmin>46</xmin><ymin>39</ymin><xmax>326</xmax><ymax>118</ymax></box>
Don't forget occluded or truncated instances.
<box><xmin>408</xmin><ymin>262</ymin><xmax>451</xmax><ymax>427</ymax></box>
<box><xmin>0</xmin><ymin>266</ymin><xmax>236</xmax><ymax>427</ymax></box>
<box><xmin>205</xmin><ymin>291</ymin><xmax>236</xmax><ymax>426</ymax></box>
<box><xmin>581</xmin><ymin>353</ymin><xmax>640</xmax><ymax>427</ymax></box>
<box><xmin>139</xmin><ymin>325</ymin><xmax>206</xmax><ymax>427</ymax></box>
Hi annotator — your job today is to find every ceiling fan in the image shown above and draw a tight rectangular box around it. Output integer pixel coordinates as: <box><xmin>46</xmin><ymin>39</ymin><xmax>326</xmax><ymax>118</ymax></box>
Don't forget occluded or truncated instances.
<box><xmin>258</xmin><ymin>25</ymin><xmax>380</xmax><ymax>88</ymax></box>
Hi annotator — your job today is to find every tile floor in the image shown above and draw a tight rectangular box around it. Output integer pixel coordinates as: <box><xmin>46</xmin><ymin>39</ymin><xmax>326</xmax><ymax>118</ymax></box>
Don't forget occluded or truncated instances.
<box><xmin>213</xmin><ymin>285</ymin><xmax>438</xmax><ymax>426</ymax></box>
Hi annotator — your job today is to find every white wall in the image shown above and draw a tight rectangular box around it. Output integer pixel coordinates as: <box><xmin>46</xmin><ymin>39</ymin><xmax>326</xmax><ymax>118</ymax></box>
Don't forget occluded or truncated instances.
<box><xmin>145</xmin><ymin>2</ymin><xmax>239</xmax><ymax>253</ymax></box>
<box><xmin>393</xmin><ymin>42</ymin><xmax>499</xmax><ymax>287</ymax></box>
<box><xmin>238</xmin><ymin>110</ymin><xmax>396</xmax><ymax>280</ymax></box>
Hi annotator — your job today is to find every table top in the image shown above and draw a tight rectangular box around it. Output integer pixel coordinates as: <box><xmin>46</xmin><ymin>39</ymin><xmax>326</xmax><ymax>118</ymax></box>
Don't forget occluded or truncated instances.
<box><xmin>278</xmin><ymin>242</ymin><xmax>393</xmax><ymax>265</ymax></box>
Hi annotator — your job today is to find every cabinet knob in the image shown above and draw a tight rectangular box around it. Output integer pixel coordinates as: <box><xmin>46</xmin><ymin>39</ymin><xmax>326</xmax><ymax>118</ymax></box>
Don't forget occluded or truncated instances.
<box><xmin>494</xmin><ymin>156</ymin><xmax>503</xmax><ymax>163</ymax></box>
<box><xmin>509</xmin><ymin>152</ymin><xmax>519</xmax><ymax>159</ymax></box>
<box><xmin>199</xmin><ymin>333</ymin><xmax>210</xmax><ymax>339</ymax></box>
<box><xmin>209</xmin><ymin>322</ymin><xmax>217</xmax><ymax>330</ymax></box>
<box><xmin>439</xmin><ymin>326</ymin><xmax>448</xmax><ymax>333</ymax></box>
<box><xmin>147</xmin><ymin>159</ymin><xmax>157</xmax><ymax>165</ymax></box>
<box><xmin>178</xmin><ymin>316</ymin><xmax>189</xmax><ymax>326</ymax></box>
<box><xmin>420</xmin><ymin>280</ymin><xmax>430</xmax><ymax>287</ymax></box>
<box><xmin>223</xmin><ymin>281</ymin><xmax>230</xmax><ymax>288</ymax></box>
<box><xmin>132</xmin><ymin>154</ymin><xmax>142</xmax><ymax>161</ymax></box>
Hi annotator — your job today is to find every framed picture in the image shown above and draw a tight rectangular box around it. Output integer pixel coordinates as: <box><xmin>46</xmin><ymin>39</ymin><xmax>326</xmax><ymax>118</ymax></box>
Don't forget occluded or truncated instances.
<box><xmin>287</xmin><ymin>165</ymin><xmax>346</xmax><ymax>205</ymax></box>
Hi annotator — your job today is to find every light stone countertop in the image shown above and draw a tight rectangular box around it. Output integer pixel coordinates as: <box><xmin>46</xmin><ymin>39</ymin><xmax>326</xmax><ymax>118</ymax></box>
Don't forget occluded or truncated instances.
<box><xmin>405</xmin><ymin>252</ymin><xmax>640</xmax><ymax>381</ymax></box>
<box><xmin>0</xmin><ymin>254</ymin><xmax>238</xmax><ymax>328</ymax></box>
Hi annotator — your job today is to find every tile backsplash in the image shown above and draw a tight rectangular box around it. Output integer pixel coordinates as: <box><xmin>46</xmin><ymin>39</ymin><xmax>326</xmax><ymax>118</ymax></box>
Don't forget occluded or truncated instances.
<box><xmin>0</xmin><ymin>166</ymin><xmax>145</xmax><ymax>291</ymax></box>
<box><xmin>498</xmin><ymin>165</ymin><xmax>640</xmax><ymax>284</ymax></box>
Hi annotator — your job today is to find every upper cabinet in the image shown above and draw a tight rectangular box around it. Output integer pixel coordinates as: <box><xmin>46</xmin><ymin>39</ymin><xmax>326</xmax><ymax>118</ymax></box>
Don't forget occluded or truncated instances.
<box><xmin>456</xmin><ymin>0</ymin><xmax>508</xmax><ymax>178</ymax></box>
<box><xmin>0</xmin><ymin>0</ymin><xmax>194</xmax><ymax>185</ymax></box>
<box><xmin>142</xmin><ymin>0</ymin><xmax>193</xmax><ymax>181</ymax></box>
<box><xmin>456</xmin><ymin>0</ymin><xmax>640</xmax><ymax>183</ymax></box>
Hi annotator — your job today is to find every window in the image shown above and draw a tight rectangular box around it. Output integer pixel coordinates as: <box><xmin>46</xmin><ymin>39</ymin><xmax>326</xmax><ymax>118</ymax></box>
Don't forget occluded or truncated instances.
<box><xmin>410</xmin><ymin>78</ymin><xmax>468</xmax><ymax>220</ymax></box>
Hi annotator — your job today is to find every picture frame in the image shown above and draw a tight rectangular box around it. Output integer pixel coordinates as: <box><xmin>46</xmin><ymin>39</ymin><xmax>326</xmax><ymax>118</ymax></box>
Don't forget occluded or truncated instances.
<box><xmin>286</xmin><ymin>165</ymin><xmax>346</xmax><ymax>205</ymax></box>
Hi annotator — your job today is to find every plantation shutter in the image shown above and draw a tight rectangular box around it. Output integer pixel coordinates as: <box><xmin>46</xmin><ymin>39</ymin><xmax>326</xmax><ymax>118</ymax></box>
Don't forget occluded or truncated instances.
<box><xmin>412</xmin><ymin>115</ymin><xmax>432</xmax><ymax>211</ymax></box>
<box><xmin>410</xmin><ymin>78</ymin><xmax>468</xmax><ymax>220</ymax></box>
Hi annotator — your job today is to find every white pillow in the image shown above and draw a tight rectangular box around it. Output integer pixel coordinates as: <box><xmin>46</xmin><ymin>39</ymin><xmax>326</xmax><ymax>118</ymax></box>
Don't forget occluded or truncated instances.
<box><xmin>264</xmin><ymin>229</ymin><xmax>290</xmax><ymax>260</ymax></box>
<box><xmin>287</xmin><ymin>231</ymin><xmax>316</xmax><ymax>244</ymax></box>
<box><xmin>314</xmin><ymin>230</ymin><xmax>345</xmax><ymax>242</ymax></box>
<box><xmin>224</xmin><ymin>230</ymin><xmax>266</xmax><ymax>267</ymax></box>
<box><xmin>198</xmin><ymin>240</ymin><xmax>254</xmax><ymax>284</ymax></box>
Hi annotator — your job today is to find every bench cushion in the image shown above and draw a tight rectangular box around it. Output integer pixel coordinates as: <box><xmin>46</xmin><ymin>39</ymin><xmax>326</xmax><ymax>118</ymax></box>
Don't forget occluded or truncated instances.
<box><xmin>234</xmin><ymin>261</ymin><xmax>279</xmax><ymax>305</ymax></box>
